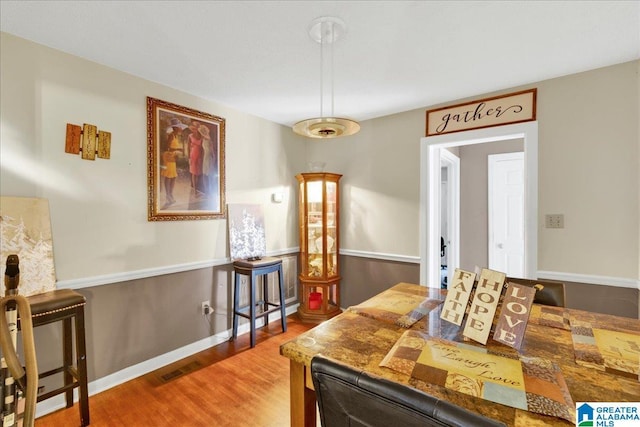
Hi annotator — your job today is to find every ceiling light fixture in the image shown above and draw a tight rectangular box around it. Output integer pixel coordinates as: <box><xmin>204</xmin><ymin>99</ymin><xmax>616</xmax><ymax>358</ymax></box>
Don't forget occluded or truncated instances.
<box><xmin>293</xmin><ymin>17</ymin><xmax>360</xmax><ymax>139</ymax></box>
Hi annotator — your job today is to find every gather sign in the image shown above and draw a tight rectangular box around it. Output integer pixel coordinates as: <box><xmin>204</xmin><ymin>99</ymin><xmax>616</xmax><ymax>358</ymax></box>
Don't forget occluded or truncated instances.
<box><xmin>425</xmin><ymin>89</ymin><xmax>536</xmax><ymax>137</ymax></box>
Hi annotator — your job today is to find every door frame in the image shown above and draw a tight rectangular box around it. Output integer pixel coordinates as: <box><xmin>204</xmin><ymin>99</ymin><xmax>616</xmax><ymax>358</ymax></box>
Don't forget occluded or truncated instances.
<box><xmin>439</xmin><ymin>149</ymin><xmax>460</xmax><ymax>286</ymax></box>
<box><xmin>420</xmin><ymin>121</ymin><xmax>538</xmax><ymax>288</ymax></box>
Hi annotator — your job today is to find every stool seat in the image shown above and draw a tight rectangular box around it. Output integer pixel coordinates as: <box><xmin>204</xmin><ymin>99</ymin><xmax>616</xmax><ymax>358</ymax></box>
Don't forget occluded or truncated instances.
<box><xmin>18</xmin><ymin>289</ymin><xmax>90</xmax><ymax>426</ymax></box>
<box><xmin>27</xmin><ymin>289</ymin><xmax>86</xmax><ymax>317</ymax></box>
<box><xmin>232</xmin><ymin>256</ymin><xmax>282</xmax><ymax>269</ymax></box>
<box><xmin>232</xmin><ymin>257</ymin><xmax>287</xmax><ymax>348</ymax></box>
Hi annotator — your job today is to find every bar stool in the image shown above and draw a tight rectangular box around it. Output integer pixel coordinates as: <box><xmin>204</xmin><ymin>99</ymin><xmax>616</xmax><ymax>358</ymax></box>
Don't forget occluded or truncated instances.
<box><xmin>232</xmin><ymin>257</ymin><xmax>287</xmax><ymax>348</ymax></box>
<box><xmin>18</xmin><ymin>289</ymin><xmax>89</xmax><ymax>426</ymax></box>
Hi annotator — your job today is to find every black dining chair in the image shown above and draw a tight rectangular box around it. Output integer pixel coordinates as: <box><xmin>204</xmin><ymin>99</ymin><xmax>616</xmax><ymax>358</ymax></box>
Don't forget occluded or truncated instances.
<box><xmin>505</xmin><ymin>277</ymin><xmax>566</xmax><ymax>307</ymax></box>
<box><xmin>310</xmin><ymin>355</ymin><xmax>506</xmax><ymax>427</ymax></box>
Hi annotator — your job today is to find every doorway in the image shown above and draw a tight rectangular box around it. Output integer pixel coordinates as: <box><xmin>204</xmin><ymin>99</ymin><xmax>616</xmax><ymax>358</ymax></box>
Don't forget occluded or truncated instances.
<box><xmin>419</xmin><ymin>121</ymin><xmax>538</xmax><ymax>288</ymax></box>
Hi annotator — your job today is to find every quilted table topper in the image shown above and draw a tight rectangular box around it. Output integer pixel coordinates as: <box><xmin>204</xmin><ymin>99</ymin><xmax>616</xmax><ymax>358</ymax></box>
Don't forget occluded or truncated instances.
<box><xmin>380</xmin><ymin>330</ymin><xmax>575</xmax><ymax>424</ymax></box>
<box><xmin>348</xmin><ymin>285</ymin><xmax>443</xmax><ymax>328</ymax></box>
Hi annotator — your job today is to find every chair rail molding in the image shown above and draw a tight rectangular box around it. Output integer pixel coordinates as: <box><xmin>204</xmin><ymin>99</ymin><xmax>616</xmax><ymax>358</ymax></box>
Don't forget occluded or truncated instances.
<box><xmin>537</xmin><ymin>270</ymin><xmax>639</xmax><ymax>290</ymax></box>
<box><xmin>56</xmin><ymin>247</ymin><xmax>300</xmax><ymax>290</ymax></box>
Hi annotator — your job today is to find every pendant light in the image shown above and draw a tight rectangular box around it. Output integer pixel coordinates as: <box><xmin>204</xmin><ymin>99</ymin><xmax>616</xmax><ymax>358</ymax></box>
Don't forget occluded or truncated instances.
<box><xmin>293</xmin><ymin>17</ymin><xmax>360</xmax><ymax>139</ymax></box>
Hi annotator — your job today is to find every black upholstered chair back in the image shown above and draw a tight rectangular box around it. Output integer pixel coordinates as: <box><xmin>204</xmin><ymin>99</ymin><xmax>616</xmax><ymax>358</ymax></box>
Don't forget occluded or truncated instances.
<box><xmin>310</xmin><ymin>356</ymin><xmax>505</xmax><ymax>427</ymax></box>
<box><xmin>506</xmin><ymin>277</ymin><xmax>566</xmax><ymax>307</ymax></box>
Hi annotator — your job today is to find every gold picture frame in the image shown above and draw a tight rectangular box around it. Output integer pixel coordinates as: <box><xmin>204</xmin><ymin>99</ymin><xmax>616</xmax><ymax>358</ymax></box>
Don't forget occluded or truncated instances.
<box><xmin>147</xmin><ymin>97</ymin><xmax>226</xmax><ymax>221</ymax></box>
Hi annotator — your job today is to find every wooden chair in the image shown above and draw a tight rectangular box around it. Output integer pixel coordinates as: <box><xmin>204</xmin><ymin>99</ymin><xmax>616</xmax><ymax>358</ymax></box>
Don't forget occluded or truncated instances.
<box><xmin>505</xmin><ymin>277</ymin><xmax>566</xmax><ymax>307</ymax></box>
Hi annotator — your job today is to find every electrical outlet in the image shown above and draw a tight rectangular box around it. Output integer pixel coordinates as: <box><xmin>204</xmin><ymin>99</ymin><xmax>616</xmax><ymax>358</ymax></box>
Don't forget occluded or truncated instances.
<box><xmin>201</xmin><ymin>300</ymin><xmax>211</xmax><ymax>316</ymax></box>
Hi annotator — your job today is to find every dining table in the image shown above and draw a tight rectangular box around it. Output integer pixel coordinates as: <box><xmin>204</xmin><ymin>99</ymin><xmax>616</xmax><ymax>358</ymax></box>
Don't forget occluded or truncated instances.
<box><xmin>279</xmin><ymin>282</ymin><xmax>640</xmax><ymax>427</ymax></box>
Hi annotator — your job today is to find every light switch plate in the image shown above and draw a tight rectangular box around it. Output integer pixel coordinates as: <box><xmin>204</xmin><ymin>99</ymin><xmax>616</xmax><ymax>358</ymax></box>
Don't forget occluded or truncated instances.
<box><xmin>545</xmin><ymin>214</ymin><xmax>564</xmax><ymax>229</ymax></box>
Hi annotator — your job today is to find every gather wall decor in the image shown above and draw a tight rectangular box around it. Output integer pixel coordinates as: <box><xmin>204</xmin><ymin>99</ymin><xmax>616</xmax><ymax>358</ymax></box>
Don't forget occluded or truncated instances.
<box><xmin>425</xmin><ymin>88</ymin><xmax>536</xmax><ymax>137</ymax></box>
<box><xmin>147</xmin><ymin>97</ymin><xmax>226</xmax><ymax>221</ymax></box>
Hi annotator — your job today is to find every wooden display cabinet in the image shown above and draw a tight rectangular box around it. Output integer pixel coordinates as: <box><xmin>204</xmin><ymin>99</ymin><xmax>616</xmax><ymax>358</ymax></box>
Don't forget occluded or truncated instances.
<box><xmin>296</xmin><ymin>172</ymin><xmax>342</xmax><ymax>322</ymax></box>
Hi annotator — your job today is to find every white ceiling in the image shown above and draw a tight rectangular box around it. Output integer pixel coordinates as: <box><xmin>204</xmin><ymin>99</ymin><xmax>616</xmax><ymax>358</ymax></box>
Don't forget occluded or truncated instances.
<box><xmin>1</xmin><ymin>1</ymin><xmax>639</xmax><ymax>127</ymax></box>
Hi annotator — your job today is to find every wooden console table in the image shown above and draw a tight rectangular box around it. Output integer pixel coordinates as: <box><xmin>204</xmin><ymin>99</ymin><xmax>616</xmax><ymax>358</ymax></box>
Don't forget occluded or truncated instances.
<box><xmin>280</xmin><ymin>283</ymin><xmax>640</xmax><ymax>427</ymax></box>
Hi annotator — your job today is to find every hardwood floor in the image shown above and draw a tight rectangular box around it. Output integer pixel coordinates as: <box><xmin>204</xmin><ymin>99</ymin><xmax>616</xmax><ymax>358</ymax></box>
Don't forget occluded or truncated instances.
<box><xmin>36</xmin><ymin>314</ymin><xmax>314</xmax><ymax>427</ymax></box>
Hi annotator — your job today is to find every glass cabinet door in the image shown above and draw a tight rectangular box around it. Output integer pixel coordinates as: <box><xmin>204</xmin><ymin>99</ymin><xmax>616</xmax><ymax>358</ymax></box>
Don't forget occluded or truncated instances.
<box><xmin>302</xmin><ymin>177</ymin><xmax>339</xmax><ymax>280</ymax></box>
<box><xmin>306</xmin><ymin>180</ymin><xmax>324</xmax><ymax>277</ymax></box>
<box><xmin>325</xmin><ymin>180</ymin><xmax>337</xmax><ymax>277</ymax></box>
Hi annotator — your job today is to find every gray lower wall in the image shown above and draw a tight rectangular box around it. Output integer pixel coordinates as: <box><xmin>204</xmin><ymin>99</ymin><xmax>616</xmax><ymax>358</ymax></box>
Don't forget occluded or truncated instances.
<box><xmin>34</xmin><ymin>264</ymin><xmax>235</xmax><ymax>391</ymax></box>
<box><xmin>339</xmin><ymin>255</ymin><xmax>420</xmax><ymax>307</ymax></box>
<box><xmin>338</xmin><ymin>256</ymin><xmax>638</xmax><ymax>319</ymax></box>
<box><xmin>32</xmin><ymin>255</ymin><xmax>638</xmax><ymax>393</ymax></box>
<box><xmin>563</xmin><ymin>280</ymin><xmax>639</xmax><ymax>317</ymax></box>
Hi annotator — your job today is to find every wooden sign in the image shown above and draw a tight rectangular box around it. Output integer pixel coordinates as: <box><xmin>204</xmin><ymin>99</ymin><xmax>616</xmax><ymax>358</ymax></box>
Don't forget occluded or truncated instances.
<box><xmin>493</xmin><ymin>283</ymin><xmax>536</xmax><ymax>349</ymax></box>
<box><xmin>65</xmin><ymin>122</ymin><xmax>111</xmax><ymax>160</ymax></box>
<box><xmin>81</xmin><ymin>124</ymin><xmax>97</xmax><ymax>160</ymax></box>
<box><xmin>463</xmin><ymin>269</ymin><xmax>506</xmax><ymax>345</ymax></box>
<box><xmin>97</xmin><ymin>131</ymin><xmax>111</xmax><ymax>159</ymax></box>
<box><xmin>65</xmin><ymin>124</ymin><xmax>82</xmax><ymax>154</ymax></box>
<box><xmin>440</xmin><ymin>268</ymin><xmax>476</xmax><ymax>326</ymax></box>
<box><xmin>426</xmin><ymin>88</ymin><xmax>536</xmax><ymax>137</ymax></box>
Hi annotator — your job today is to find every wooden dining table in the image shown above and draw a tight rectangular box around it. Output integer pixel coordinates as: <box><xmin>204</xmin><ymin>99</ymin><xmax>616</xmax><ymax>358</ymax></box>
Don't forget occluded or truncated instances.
<box><xmin>280</xmin><ymin>282</ymin><xmax>640</xmax><ymax>427</ymax></box>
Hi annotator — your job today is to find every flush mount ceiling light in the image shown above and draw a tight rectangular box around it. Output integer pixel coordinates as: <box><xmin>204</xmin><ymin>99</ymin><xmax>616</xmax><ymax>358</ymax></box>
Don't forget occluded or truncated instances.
<box><xmin>293</xmin><ymin>17</ymin><xmax>360</xmax><ymax>139</ymax></box>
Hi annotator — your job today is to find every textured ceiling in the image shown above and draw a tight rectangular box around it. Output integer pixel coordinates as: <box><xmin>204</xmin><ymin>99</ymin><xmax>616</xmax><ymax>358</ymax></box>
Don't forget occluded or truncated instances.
<box><xmin>1</xmin><ymin>1</ymin><xmax>638</xmax><ymax>127</ymax></box>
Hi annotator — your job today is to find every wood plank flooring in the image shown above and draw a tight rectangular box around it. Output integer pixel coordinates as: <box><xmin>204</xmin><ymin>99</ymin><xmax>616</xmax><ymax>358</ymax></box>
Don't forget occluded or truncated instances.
<box><xmin>35</xmin><ymin>314</ymin><xmax>314</xmax><ymax>427</ymax></box>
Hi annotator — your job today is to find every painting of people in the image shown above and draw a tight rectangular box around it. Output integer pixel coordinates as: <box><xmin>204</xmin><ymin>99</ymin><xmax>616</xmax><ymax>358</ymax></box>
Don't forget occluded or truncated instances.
<box><xmin>147</xmin><ymin>97</ymin><xmax>226</xmax><ymax>220</ymax></box>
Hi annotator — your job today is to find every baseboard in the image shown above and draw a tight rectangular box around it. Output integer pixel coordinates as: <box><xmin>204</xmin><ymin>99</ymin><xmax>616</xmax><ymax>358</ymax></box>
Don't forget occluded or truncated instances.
<box><xmin>34</xmin><ymin>303</ymin><xmax>300</xmax><ymax>419</ymax></box>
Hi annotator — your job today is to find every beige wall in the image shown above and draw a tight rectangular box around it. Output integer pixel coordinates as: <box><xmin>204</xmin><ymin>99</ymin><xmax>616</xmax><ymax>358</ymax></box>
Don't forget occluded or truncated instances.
<box><xmin>1</xmin><ymin>32</ymin><xmax>638</xmax><ymax>398</ymax></box>
<box><xmin>315</xmin><ymin>60</ymin><xmax>639</xmax><ymax>282</ymax></box>
<box><xmin>4</xmin><ymin>33</ymin><xmax>636</xmax><ymax>288</ymax></box>
<box><xmin>537</xmin><ymin>62</ymin><xmax>639</xmax><ymax>278</ymax></box>
<box><xmin>0</xmin><ymin>32</ymin><xmax>304</xmax><ymax>282</ymax></box>
<box><xmin>306</xmin><ymin>109</ymin><xmax>426</xmax><ymax>256</ymax></box>
<box><xmin>0</xmin><ymin>33</ymin><xmax>309</xmax><ymax>396</ymax></box>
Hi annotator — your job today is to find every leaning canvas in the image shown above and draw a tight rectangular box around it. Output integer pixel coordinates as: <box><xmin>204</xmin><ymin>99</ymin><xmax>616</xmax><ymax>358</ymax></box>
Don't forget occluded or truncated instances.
<box><xmin>227</xmin><ymin>204</ymin><xmax>266</xmax><ymax>261</ymax></box>
<box><xmin>1</xmin><ymin>197</ymin><xmax>57</xmax><ymax>296</ymax></box>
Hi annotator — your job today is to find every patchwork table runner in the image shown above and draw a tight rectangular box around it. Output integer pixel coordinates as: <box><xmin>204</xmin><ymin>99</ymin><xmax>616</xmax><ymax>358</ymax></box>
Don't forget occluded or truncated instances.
<box><xmin>528</xmin><ymin>305</ymin><xmax>571</xmax><ymax>330</ymax></box>
<box><xmin>380</xmin><ymin>330</ymin><xmax>575</xmax><ymax>424</ymax></box>
<box><xmin>347</xmin><ymin>287</ymin><xmax>443</xmax><ymax>328</ymax></box>
<box><xmin>569</xmin><ymin>311</ymin><xmax>640</xmax><ymax>380</ymax></box>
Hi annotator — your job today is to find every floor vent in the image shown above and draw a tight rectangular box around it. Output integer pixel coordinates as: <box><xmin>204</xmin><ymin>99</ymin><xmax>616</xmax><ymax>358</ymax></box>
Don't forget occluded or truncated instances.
<box><xmin>158</xmin><ymin>360</ymin><xmax>203</xmax><ymax>383</ymax></box>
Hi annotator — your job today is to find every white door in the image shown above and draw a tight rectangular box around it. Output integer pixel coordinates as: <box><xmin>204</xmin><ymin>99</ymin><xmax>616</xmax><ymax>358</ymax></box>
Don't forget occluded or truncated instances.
<box><xmin>488</xmin><ymin>152</ymin><xmax>524</xmax><ymax>277</ymax></box>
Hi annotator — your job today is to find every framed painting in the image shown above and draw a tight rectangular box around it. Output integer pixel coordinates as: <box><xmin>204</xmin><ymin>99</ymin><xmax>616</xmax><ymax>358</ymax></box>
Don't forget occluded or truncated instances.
<box><xmin>147</xmin><ymin>97</ymin><xmax>226</xmax><ymax>221</ymax></box>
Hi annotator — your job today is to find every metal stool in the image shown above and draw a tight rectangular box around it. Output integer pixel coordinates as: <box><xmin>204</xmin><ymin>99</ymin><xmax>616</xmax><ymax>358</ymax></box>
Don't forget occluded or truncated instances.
<box><xmin>232</xmin><ymin>257</ymin><xmax>287</xmax><ymax>348</ymax></box>
<box><xmin>19</xmin><ymin>289</ymin><xmax>89</xmax><ymax>426</ymax></box>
